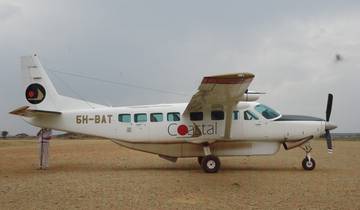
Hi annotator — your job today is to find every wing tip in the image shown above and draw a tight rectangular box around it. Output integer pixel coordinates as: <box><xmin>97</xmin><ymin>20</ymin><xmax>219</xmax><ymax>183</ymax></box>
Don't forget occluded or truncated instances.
<box><xmin>202</xmin><ymin>72</ymin><xmax>255</xmax><ymax>84</ymax></box>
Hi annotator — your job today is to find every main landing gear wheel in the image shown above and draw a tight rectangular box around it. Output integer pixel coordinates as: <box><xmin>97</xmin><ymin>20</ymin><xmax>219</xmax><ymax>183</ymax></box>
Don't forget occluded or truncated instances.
<box><xmin>197</xmin><ymin>156</ymin><xmax>203</xmax><ymax>166</ymax></box>
<box><xmin>201</xmin><ymin>155</ymin><xmax>220</xmax><ymax>173</ymax></box>
<box><xmin>302</xmin><ymin>157</ymin><xmax>316</xmax><ymax>170</ymax></box>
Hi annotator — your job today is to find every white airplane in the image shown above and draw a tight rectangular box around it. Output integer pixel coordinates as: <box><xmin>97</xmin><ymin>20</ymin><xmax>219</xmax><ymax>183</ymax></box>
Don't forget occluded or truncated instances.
<box><xmin>10</xmin><ymin>54</ymin><xmax>337</xmax><ymax>173</ymax></box>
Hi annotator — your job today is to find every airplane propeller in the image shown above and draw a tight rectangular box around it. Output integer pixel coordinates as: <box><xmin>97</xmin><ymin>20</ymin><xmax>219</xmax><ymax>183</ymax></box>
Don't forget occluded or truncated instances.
<box><xmin>324</xmin><ymin>93</ymin><xmax>336</xmax><ymax>154</ymax></box>
<box><xmin>326</xmin><ymin>93</ymin><xmax>333</xmax><ymax>122</ymax></box>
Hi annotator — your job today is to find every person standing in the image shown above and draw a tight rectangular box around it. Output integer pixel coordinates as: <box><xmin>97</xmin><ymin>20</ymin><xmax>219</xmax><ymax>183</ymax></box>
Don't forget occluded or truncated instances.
<box><xmin>37</xmin><ymin>128</ymin><xmax>52</xmax><ymax>169</ymax></box>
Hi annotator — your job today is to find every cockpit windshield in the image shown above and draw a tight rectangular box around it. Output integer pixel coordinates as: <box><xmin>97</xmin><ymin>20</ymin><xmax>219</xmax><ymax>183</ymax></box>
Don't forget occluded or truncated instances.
<box><xmin>254</xmin><ymin>104</ymin><xmax>280</xmax><ymax>119</ymax></box>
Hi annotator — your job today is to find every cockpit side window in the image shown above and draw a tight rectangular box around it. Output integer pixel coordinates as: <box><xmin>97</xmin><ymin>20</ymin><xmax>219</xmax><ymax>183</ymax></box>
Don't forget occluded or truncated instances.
<box><xmin>254</xmin><ymin>104</ymin><xmax>280</xmax><ymax>119</ymax></box>
<box><xmin>244</xmin><ymin>110</ymin><xmax>259</xmax><ymax>120</ymax></box>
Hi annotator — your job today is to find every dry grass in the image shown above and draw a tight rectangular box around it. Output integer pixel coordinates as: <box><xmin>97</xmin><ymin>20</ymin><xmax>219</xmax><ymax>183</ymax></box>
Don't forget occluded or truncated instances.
<box><xmin>1</xmin><ymin>138</ymin><xmax>360</xmax><ymax>210</ymax></box>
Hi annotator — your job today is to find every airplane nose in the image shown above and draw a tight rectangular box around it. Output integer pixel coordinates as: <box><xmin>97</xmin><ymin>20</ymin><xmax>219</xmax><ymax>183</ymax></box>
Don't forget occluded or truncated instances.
<box><xmin>325</xmin><ymin>122</ymin><xmax>337</xmax><ymax>130</ymax></box>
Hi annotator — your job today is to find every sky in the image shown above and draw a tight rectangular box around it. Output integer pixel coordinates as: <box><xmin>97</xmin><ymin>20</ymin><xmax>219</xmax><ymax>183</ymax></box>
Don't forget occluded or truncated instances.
<box><xmin>1</xmin><ymin>0</ymin><xmax>359</xmax><ymax>135</ymax></box>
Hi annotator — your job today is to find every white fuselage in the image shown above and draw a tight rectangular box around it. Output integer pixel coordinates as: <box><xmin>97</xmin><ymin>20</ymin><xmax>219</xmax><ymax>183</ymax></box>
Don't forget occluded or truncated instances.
<box><xmin>23</xmin><ymin>101</ymin><xmax>325</xmax><ymax>158</ymax></box>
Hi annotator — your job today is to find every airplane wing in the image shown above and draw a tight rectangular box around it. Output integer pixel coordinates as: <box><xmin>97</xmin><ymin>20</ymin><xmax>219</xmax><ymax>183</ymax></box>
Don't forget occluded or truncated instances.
<box><xmin>9</xmin><ymin>106</ymin><xmax>61</xmax><ymax>117</ymax></box>
<box><xmin>183</xmin><ymin>73</ymin><xmax>255</xmax><ymax>141</ymax></box>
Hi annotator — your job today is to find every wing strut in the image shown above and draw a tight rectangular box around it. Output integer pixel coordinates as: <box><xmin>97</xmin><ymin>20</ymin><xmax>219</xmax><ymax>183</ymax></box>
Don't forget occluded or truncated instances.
<box><xmin>224</xmin><ymin>104</ymin><xmax>235</xmax><ymax>139</ymax></box>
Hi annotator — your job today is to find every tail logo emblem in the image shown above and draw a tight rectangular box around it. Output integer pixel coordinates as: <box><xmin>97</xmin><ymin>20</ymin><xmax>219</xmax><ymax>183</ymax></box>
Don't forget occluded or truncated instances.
<box><xmin>25</xmin><ymin>83</ymin><xmax>46</xmax><ymax>104</ymax></box>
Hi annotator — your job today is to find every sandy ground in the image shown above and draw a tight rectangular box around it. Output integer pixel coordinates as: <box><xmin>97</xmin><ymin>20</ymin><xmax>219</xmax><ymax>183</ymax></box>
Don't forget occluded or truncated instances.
<box><xmin>1</xmin><ymin>139</ymin><xmax>360</xmax><ymax>210</ymax></box>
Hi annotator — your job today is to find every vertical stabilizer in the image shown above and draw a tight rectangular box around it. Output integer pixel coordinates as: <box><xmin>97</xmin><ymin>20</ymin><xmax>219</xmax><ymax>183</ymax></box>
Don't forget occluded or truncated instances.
<box><xmin>21</xmin><ymin>54</ymin><xmax>105</xmax><ymax>111</ymax></box>
<box><xmin>22</xmin><ymin>54</ymin><xmax>60</xmax><ymax>111</ymax></box>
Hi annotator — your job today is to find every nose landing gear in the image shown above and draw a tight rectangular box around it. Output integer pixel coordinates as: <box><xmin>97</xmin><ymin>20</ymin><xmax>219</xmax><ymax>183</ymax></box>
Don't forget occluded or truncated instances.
<box><xmin>301</xmin><ymin>144</ymin><xmax>316</xmax><ymax>170</ymax></box>
<box><xmin>302</xmin><ymin>157</ymin><xmax>316</xmax><ymax>170</ymax></box>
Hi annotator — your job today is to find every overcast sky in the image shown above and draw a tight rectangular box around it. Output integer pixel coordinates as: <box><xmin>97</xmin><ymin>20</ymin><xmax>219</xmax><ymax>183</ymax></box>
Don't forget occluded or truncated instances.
<box><xmin>1</xmin><ymin>0</ymin><xmax>359</xmax><ymax>135</ymax></box>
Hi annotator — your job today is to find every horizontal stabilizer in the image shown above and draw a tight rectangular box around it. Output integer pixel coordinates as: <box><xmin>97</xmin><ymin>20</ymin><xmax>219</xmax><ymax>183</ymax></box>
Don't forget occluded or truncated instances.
<box><xmin>9</xmin><ymin>106</ymin><xmax>61</xmax><ymax>117</ymax></box>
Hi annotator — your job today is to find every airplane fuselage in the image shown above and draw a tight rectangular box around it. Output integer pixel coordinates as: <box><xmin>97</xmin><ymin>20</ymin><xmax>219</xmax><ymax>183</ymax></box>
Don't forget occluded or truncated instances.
<box><xmin>24</xmin><ymin>101</ymin><xmax>326</xmax><ymax>158</ymax></box>
<box><xmin>25</xmin><ymin>101</ymin><xmax>325</xmax><ymax>143</ymax></box>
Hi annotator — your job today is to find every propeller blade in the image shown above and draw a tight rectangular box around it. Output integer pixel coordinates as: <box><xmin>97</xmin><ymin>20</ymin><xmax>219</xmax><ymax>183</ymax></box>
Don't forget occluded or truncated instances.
<box><xmin>326</xmin><ymin>94</ymin><xmax>333</xmax><ymax>121</ymax></box>
<box><xmin>325</xmin><ymin>130</ymin><xmax>333</xmax><ymax>153</ymax></box>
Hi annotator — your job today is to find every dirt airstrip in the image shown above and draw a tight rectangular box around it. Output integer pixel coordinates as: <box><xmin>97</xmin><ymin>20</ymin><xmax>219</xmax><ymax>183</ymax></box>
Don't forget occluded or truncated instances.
<box><xmin>1</xmin><ymin>139</ymin><xmax>360</xmax><ymax>210</ymax></box>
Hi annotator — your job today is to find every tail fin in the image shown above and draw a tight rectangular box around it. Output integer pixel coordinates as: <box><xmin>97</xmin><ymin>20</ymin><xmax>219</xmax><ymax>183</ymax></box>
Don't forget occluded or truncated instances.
<box><xmin>22</xmin><ymin>54</ymin><xmax>60</xmax><ymax>111</ymax></box>
<box><xmin>22</xmin><ymin>54</ymin><xmax>105</xmax><ymax>111</ymax></box>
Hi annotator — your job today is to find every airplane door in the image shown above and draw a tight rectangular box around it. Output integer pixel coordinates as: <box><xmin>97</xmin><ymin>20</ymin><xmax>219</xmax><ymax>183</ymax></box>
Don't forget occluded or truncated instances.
<box><xmin>132</xmin><ymin>113</ymin><xmax>149</xmax><ymax>141</ymax></box>
<box><xmin>148</xmin><ymin>112</ymin><xmax>168</xmax><ymax>141</ymax></box>
<box><xmin>117</xmin><ymin>114</ymin><xmax>132</xmax><ymax>140</ymax></box>
<box><xmin>241</xmin><ymin>110</ymin><xmax>268</xmax><ymax>140</ymax></box>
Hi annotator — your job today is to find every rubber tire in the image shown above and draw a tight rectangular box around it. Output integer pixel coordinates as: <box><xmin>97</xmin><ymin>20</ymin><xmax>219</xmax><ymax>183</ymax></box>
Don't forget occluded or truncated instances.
<box><xmin>201</xmin><ymin>155</ymin><xmax>221</xmax><ymax>173</ymax></box>
<box><xmin>302</xmin><ymin>157</ymin><xmax>316</xmax><ymax>170</ymax></box>
<box><xmin>197</xmin><ymin>156</ymin><xmax>203</xmax><ymax>166</ymax></box>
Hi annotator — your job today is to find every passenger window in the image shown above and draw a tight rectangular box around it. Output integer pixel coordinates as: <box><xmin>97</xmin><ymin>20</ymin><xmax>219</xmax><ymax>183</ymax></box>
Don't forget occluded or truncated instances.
<box><xmin>167</xmin><ymin>112</ymin><xmax>180</xmax><ymax>121</ymax></box>
<box><xmin>190</xmin><ymin>112</ymin><xmax>203</xmax><ymax>121</ymax></box>
<box><xmin>244</xmin><ymin>110</ymin><xmax>259</xmax><ymax>120</ymax></box>
<box><xmin>134</xmin><ymin>113</ymin><xmax>147</xmax><ymax>123</ymax></box>
<box><xmin>150</xmin><ymin>113</ymin><xmax>163</xmax><ymax>122</ymax></box>
<box><xmin>211</xmin><ymin>111</ymin><xmax>224</xmax><ymax>120</ymax></box>
<box><xmin>118</xmin><ymin>114</ymin><xmax>131</xmax><ymax>123</ymax></box>
<box><xmin>233</xmin><ymin>111</ymin><xmax>239</xmax><ymax>120</ymax></box>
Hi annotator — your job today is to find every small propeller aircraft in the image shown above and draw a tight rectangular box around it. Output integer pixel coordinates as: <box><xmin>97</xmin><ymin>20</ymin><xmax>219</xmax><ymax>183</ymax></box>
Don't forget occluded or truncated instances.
<box><xmin>10</xmin><ymin>54</ymin><xmax>337</xmax><ymax>173</ymax></box>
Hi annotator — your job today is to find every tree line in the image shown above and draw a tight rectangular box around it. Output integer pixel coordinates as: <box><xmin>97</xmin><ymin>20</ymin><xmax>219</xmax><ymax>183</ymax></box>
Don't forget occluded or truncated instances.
<box><xmin>2</xmin><ymin>131</ymin><xmax>8</xmax><ymax>138</ymax></box>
